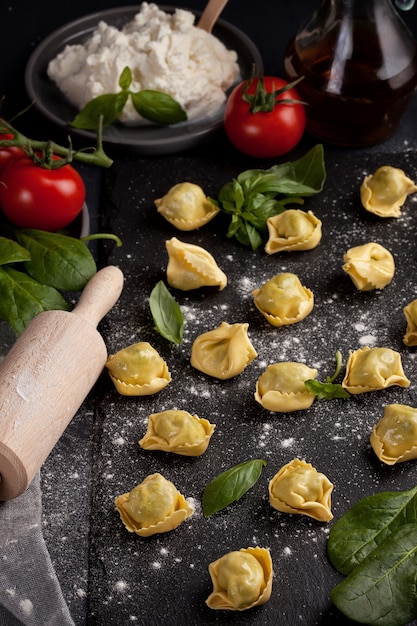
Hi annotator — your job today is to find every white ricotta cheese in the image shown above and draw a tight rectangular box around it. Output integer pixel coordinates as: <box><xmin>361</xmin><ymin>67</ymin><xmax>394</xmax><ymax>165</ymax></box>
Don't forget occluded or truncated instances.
<box><xmin>47</xmin><ymin>2</ymin><xmax>240</xmax><ymax>124</ymax></box>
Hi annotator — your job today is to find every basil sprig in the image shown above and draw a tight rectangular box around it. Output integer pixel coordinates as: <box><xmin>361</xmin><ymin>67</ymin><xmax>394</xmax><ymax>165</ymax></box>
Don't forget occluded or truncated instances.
<box><xmin>149</xmin><ymin>280</ymin><xmax>184</xmax><ymax>344</ymax></box>
<box><xmin>70</xmin><ymin>66</ymin><xmax>187</xmax><ymax>130</ymax></box>
<box><xmin>212</xmin><ymin>144</ymin><xmax>326</xmax><ymax>250</ymax></box>
<box><xmin>202</xmin><ymin>459</ymin><xmax>266</xmax><ymax>517</ymax></box>
<box><xmin>328</xmin><ymin>485</ymin><xmax>417</xmax><ymax>625</ymax></box>
<box><xmin>304</xmin><ymin>351</ymin><xmax>350</xmax><ymax>401</ymax></box>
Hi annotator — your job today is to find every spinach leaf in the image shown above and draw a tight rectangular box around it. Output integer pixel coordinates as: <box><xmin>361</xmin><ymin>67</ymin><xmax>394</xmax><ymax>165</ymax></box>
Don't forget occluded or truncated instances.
<box><xmin>0</xmin><ymin>266</ymin><xmax>70</xmax><ymax>334</ymax></box>
<box><xmin>0</xmin><ymin>237</ymin><xmax>31</xmax><ymax>265</ymax></box>
<box><xmin>202</xmin><ymin>459</ymin><xmax>266</xmax><ymax>517</ymax></box>
<box><xmin>328</xmin><ymin>484</ymin><xmax>417</xmax><ymax>575</ymax></box>
<box><xmin>214</xmin><ymin>144</ymin><xmax>326</xmax><ymax>250</ymax></box>
<box><xmin>331</xmin><ymin>523</ymin><xmax>417</xmax><ymax>626</ymax></box>
<box><xmin>149</xmin><ymin>280</ymin><xmax>184</xmax><ymax>344</ymax></box>
<box><xmin>14</xmin><ymin>229</ymin><xmax>97</xmax><ymax>291</ymax></box>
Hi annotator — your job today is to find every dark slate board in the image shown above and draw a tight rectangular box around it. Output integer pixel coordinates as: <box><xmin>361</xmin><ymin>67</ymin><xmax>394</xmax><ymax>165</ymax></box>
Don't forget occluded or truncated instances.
<box><xmin>84</xmin><ymin>142</ymin><xmax>417</xmax><ymax>625</ymax></box>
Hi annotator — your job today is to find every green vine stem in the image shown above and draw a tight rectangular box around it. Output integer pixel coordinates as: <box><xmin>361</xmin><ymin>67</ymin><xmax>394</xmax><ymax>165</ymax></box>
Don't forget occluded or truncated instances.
<box><xmin>0</xmin><ymin>115</ymin><xmax>113</xmax><ymax>169</ymax></box>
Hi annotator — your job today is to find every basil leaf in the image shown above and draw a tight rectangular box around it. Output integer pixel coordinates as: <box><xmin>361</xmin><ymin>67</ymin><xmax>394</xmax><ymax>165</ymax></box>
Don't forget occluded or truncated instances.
<box><xmin>304</xmin><ymin>380</ymin><xmax>350</xmax><ymax>400</ymax></box>
<box><xmin>14</xmin><ymin>229</ymin><xmax>97</xmax><ymax>291</ymax></box>
<box><xmin>202</xmin><ymin>459</ymin><xmax>267</xmax><ymax>517</ymax></box>
<box><xmin>0</xmin><ymin>237</ymin><xmax>30</xmax><ymax>265</ymax></box>
<box><xmin>149</xmin><ymin>280</ymin><xmax>184</xmax><ymax>344</ymax></box>
<box><xmin>331</xmin><ymin>523</ymin><xmax>417</xmax><ymax>626</ymax></box>
<box><xmin>0</xmin><ymin>266</ymin><xmax>70</xmax><ymax>334</ymax></box>
<box><xmin>131</xmin><ymin>90</ymin><xmax>187</xmax><ymax>125</ymax></box>
<box><xmin>118</xmin><ymin>66</ymin><xmax>132</xmax><ymax>90</ymax></box>
<box><xmin>215</xmin><ymin>144</ymin><xmax>326</xmax><ymax>249</ymax></box>
<box><xmin>328</xmin><ymin>485</ymin><xmax>417</xmax><ymax>575</ymax></box>
<box><xmin>70</xmin><ymin>92</ymin><xmax>129</xmax><ymax>129</ymax></box>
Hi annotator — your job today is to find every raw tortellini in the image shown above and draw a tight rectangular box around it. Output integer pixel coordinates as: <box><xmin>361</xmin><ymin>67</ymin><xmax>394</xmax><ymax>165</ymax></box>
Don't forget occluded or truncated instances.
<box><xmin>253</xmin><ymin>272</ymin><xmax>314</xmax><ymax>327</ymax></box>
<box><xmin>166</xmin><ymin>237</ymin><xmax>227</xmax><ymax>291</ymax></box>
<box><xmin>268</xmin><ymin>458</ymin><xmax>334</xmax><ymax>522</ymax></box>
<box><xmin>206</xmin><ymin>546</ymin><xmax>273</xmax><ymax>611</ymax></box>
<box><xmin>265</xmin><ymin>209</ymin><xmax>322</xmax><ymax>254</ymax></box>
<box><xmin>342</xmin><ymin>242</ymin><xmax>395</xmax><ymax>291</ymax></box>
<box><xmin>370</xmin><ymin>404</ymin><xmax>417</xmax><ymax>465</ymax></box>
<box><xmin>139</xmin><ymin>409</ymin><xmax>216</xmax><ymax>456</ymax></box>
<box><xmin>360</xmin><ymin>165</ymin><xmax>417</xmax><ymax>217</ymax></box>
<box><xmin>342</xmin><ymin>346</ymin><xmax>410</xmax><ymax>394</ymax></box>
<box><xmin>403</xmin><ymin>298</ymin><xmax>417</xmax><ymax>346</ymax></box>
<box><xmin>191</xmin><ymin>321</ymin><xmax>257</xmax><ymax>380</ymax></box>
<box><xmin>114</xmin><ymin>473</ymin><xmax>193</xmax><ymax>537</ymax></box>
<box><xmin>255</xmin><ymin>362</ymin><xmax>317</xmax><ymax>412</ymax></box>
<box><xmin>155</xmin><ymin>182</ymin><xmax>219</xmax><ymax>230</ymax></box>
<box><xmin>106</xmin><ymin>341</ymin><xmax>171</xmax><ymax>396</ymax></box>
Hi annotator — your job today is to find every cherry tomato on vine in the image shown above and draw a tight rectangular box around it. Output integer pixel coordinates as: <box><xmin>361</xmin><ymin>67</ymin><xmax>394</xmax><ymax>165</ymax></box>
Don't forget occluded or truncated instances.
<box><xmin>224</xmin><ymin>76</ymin><xmax>306</xmax><ymax>158</ymax></box>
<box><xmin>0</xmin><ymin>133</ymin><xmax>24</xmax><ymax>173</ymax></box>
<box><xmin>0</xmin><ymin>156</ymin><xmax>86</xmax><ymax>231</ymax></box>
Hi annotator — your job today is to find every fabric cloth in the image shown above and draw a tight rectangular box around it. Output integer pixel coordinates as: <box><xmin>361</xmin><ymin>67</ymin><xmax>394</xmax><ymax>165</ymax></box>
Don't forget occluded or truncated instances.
<box><xmin>0</xmin><ymin>472</ymin><xmax>74</xmax><ymax>626</ymax></box>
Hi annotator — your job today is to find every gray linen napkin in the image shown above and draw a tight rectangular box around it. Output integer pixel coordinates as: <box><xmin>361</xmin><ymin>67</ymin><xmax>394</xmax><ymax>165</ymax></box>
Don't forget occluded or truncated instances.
<box><xmin>0</xmin><ymin>472</ymin><xmax>74</xmax><ymax>626</ymax></box>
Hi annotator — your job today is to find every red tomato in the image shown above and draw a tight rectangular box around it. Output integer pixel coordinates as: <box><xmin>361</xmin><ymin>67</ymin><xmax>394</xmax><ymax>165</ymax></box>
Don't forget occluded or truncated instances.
<box><xmin>224</xmin><ymin>76</ymin><xmax>306</xmax><ymax>158</ymax></box>
<box><xmin>0</xmin><ymin>156</ymin><xmax>86</xmax><ymax>231</ymax></box>
<box><xmin>0</xmin><ymin>133</ymin><xmax>24</xmax><ymax>173</ymax></box>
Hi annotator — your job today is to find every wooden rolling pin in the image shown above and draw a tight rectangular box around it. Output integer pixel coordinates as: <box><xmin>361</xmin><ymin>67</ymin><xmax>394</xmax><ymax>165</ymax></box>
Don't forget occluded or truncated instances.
<box><xmin>0</xmin><ymin>264</ymin><xmax>124</xmax><ymax>500</ymax></box>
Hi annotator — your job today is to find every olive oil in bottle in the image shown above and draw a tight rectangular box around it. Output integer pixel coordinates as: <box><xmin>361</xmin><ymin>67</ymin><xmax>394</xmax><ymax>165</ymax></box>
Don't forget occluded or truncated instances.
<box><xmin>284</xmin><ymin>0</ymin><xmax>417</xmax><ymax>147</ymax></box>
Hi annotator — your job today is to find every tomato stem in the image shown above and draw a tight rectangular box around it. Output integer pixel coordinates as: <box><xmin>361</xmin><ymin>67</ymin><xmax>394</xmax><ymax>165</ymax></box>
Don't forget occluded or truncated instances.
<box><xmin>0</xmin><ymin>115</ymin><xmax>113</xmax><ymax>169</ymax></box>
<box><xmin>241</xmin><ymin>75</ymin><xmax>306</xmax><ymax>114</ymax></box>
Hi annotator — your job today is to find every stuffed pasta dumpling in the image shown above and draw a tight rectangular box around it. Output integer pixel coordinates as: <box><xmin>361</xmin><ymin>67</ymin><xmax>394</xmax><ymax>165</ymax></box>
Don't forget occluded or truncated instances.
<box><xmin>269</xmin><ymin>458</ymin><xmax>333</xmax><ymax>522</ymax></box>
<box><xmin>255</xmin><ymin>362</ymin><xmax>317</xmax><ymax>412</ymax></box>
<box><xmin>155</xmin><ymin>182</ymin><xmax>219</xmax><ymax>230</ymax></box>
<box><xmin>166</xmin><ymin>237</ymin><xmax>227</xmax><ymax>291</ymax></box>
<box><xmin>403</xmin><ymin>298</ymin><xmax>417</xmax><ymax>346</ymax></box>
<box><xmin>139</xmin><ymin>409</ymin><xmax>215</xmax><ymax>456</ymax></box>
<box><xmin>106</xmin><ymin>341</ymin><xmax>171</xmax><ymax>396</ymax></box>
<box><xmin>206</xmin><ymin>547</ymin><xmax>273</xmax><ymax>611</ymax></box>
<box><xmin>342</xmin><ymin>242</ymin><xmax>395</xmax><ymax>291</ymax></box>
<box><xmin>370</xmin><ymin>404</ymin><xmax>417</xmax><ymax>465</ymax></box>
<box><xmin>253</xmin><ymin>272</ymin><xmax>314</xmax><ymax>327</ymax></box>
<box><xmin>360</xmin><ymin>166</ymin><xmax>417</xmax><ymax>218</ymax></box>
<box><xmin>265</xmin><ymin>209</ymin><xmax>322</xmax><ymax>254</ymax></box>
<box><xmin>191</xmin><ymin>322</ymin><xmax>257</xmax><ymax>379</ymax></box>
<box><xmin>115</xmin><ymin>473</ymin><xmax>193</xmax><ymax>537</ymax></box>
<box><xmin>342</xmin><ymin>346</ymin><xmax>410</xmax><ymax>394</ymax></box>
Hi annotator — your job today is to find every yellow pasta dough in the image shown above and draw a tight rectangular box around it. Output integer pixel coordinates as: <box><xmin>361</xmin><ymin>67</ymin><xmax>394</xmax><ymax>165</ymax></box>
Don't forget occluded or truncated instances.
<box><xmin>342</xmin><ymin>346</ymin><xmax>410</xmax><ymax>394</ymax></box>
<box><xmin>253</xmin><ymin>272</ymin><xmax>314</xmax><ymax>327</ymax></box>
<box><xmin>403</xmin><ymin>298</ymin><xmax>417</xmax><ymax>346</ymax></box>
<box><xmin>139</xmin><ymin>409</ymin><xmax>215</xmax><ymax>456</ymax></box>
<box><xmin>166</xmin><ymin>237</ymin><xmax>227</xmax><ymax>291</ymax></box>
<box><xmin>155</xmin><ymin>182</ymin><xmax>219</xmax><ymax>230</ymax></box>
<box><xmin>342</xmin><ymin>242</ymin><xmax>395</xmax><ymax>291</ymax></box>
<box><xmin>265</xmin><ymin>209</ymin><xmax>322</xmax><ymax>254</ymax></box>
<box><xmin>191</xmin><ymin>321</ymin><xmax>257</xmax><ymax>379</ymax></box>
<box><xmin>106</xmin><ymin>341</ymin><xmax>171</xmax><ymax>396</ymax></box>
<box><xmin>114</xmin><ymin>473</ymin><xmax>193</xmax><ymax>537</ymax></box>
<box><xmin>370</xmin><ymin>404</ymin><xmax>417</xmax><ymax>465</ymax></box>
<box><xmin>360</xmin><ymin>165</ymin><xmax>417</xmax><ymax>217</ymax></box>
<box><xmin>206</xmin><ymin>547</ymin><xmax>273</xmax><ymax>611</ymax></box>
<box><xmin>268</xmin><ymin>458</ymin><xmax>333</xmax><ymax>522</ymax></box>
<box><xmin>255</xmin><ymin>362</ymin><xmax>317</xmax><ymax>412</ymax></box>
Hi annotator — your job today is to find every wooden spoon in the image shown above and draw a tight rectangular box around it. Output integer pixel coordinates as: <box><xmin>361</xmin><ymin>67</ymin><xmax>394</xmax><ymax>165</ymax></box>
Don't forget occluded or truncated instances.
<box><xmin>197</xmin><ymin>0</ymin><xmax>229</xmax><ymax>33</ymax></box>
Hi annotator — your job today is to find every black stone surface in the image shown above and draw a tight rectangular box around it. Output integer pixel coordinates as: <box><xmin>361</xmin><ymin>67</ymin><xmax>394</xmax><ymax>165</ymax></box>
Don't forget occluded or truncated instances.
<box><xmin>49</xmin><ymin>134</ymin><xmax>417</xmax><ymax>625</ymax></box>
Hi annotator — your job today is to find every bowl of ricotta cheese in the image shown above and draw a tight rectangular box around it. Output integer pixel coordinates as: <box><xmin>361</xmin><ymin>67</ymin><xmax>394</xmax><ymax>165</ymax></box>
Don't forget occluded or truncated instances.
<box><xmin>25</xmin><ymin>2</ymin><xmax>263</xmax><ymax>155</ymax></box>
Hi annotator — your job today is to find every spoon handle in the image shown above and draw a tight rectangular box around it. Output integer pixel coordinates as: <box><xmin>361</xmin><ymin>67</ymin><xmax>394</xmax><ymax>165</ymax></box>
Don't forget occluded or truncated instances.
<box><xmin>197</xmin><ymin>0</ymin><xmax>229</xmax><ymax>33</ymax></box>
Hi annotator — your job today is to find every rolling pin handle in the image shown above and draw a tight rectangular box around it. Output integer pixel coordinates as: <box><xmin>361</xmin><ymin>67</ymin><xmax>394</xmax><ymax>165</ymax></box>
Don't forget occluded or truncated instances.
<box><xmin>72</xmin><ymin>265</ymin><xmax>124</xmax><ymax>327</ymax></box>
